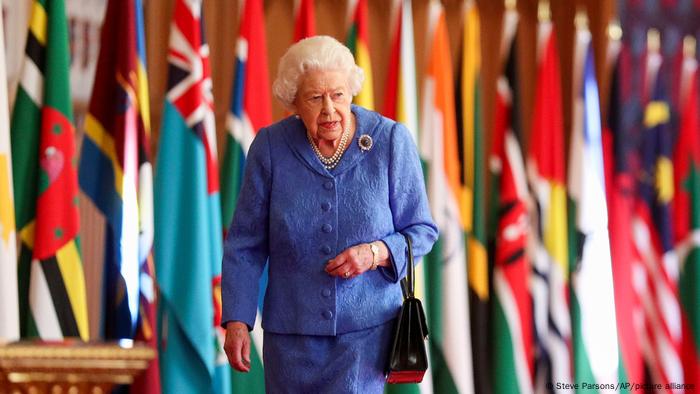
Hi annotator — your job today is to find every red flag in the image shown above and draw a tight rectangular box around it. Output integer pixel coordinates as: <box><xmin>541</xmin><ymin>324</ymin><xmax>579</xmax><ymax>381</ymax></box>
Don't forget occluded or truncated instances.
<box><xmin>293</xmin><ymin>0</ymin><xmax>315</xmax><ymax>42</ymax></box>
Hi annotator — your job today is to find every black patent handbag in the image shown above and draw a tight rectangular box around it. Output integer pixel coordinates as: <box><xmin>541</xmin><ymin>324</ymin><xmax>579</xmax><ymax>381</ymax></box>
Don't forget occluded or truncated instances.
<box><xmin>386</xmin><ymin>232</ymin><xmax>429</xmax><ymax>384</ymax></box>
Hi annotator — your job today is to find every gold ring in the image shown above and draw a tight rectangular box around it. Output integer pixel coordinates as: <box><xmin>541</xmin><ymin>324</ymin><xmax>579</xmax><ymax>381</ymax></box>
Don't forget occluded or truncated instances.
<box><xmin>344</xmin><ymin>272</ymin><xmax>350</xmax><ymax>278</ymax></box>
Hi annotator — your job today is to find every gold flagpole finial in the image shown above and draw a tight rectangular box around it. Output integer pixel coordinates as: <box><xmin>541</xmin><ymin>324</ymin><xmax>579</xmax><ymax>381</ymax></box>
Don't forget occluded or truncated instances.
<box><xmin>608</xmin><ymin>20</ymin><xmax>622</xmax><ymax>41</ymax></box>
<box><xmin>647</xmin><ymin>28</ymin><xmax>661</xmax><ymax>53</ymax></box>
<box><xmin>538</xmin><ymin>0</ymin><xmax>551</xmax><ymax>22</ymax></box>
<box><xmin>684</xmin><ymin>35</ymin><xmax>697</xmax><ymax>58</ymax></box>
<box><xmin>505</xmin><ymin>0</ymin><xmax>516</xmax><ymax>11</ymax></box>
<box><xmin>575</xmin><ymin>7</ymin><xmax>588</xmax><ymax>30</ymax></box>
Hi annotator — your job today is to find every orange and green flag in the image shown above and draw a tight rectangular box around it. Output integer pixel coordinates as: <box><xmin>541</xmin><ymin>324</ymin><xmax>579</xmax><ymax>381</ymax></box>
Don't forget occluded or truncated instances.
<box><xmin>11</xmin><ymin>0</ymin><xmax>89</xmax><ymax>341</ymax></box>
<box><xmin>346</xmin><ymin>0</ymin><xmax>374</xmax><ymax>109</ymax></box>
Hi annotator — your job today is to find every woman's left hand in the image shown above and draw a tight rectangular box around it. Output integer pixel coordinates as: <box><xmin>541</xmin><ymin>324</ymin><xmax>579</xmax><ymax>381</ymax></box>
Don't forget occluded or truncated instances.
<box><xmin>325</xmin><ymin>242</ymin><xmax>388</xmax><ymax>279</ymax></box>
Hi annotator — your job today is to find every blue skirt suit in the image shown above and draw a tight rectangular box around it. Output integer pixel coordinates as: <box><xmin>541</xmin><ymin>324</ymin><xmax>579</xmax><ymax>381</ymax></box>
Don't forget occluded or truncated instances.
<box><xmin>221</xmin><ymin>105</ymin><xmax>438</xmax><ymax>393</ymax></box>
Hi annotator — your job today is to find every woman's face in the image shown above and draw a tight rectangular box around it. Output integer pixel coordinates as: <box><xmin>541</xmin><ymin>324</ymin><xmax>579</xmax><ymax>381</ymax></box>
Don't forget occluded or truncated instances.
<box><xmin>294</xmin><ymin>69</ymin><xmax>353</xmax><ymax>142</ymax></box>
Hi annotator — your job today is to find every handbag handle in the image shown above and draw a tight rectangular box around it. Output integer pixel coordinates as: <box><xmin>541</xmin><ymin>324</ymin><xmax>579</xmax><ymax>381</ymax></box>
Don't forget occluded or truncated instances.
<box><xmin>400</xmin><ymin>232</ymin><xmax>415</xmax><ymax>300</ymax></box>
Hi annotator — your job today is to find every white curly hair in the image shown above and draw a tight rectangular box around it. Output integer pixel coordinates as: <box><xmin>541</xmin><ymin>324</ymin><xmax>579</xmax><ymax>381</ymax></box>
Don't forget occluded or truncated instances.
<box><xmin>272</xmin><ymin>35</ymin><xmax>364</xmax><ymax>110</ymax></box>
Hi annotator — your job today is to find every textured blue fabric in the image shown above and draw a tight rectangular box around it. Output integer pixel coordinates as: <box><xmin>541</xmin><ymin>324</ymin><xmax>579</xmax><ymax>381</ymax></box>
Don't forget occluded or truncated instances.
<box><xmin>263</xmin><ymin>319</ymin><xmax>395</xmax><ymax>394</ymax></box>
<box><xmin>221</xmin><ymin>105</ymin><xmax>437</xmax><ymax>335</ymax></box>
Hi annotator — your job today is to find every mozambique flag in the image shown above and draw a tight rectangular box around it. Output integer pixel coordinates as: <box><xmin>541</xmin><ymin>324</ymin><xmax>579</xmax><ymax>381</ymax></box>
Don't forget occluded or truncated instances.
<box><xmin>346</xmin><ymin>0</ymin><xmax>374</xmax><ymax>109</ymax></box>
<box><xmin>10</xmin><ymin>0</ymin><xmax>88</xmax><ymax>341</ymax></box>
<box><xmin>77</xmin><ymin>0</ymin><xmax>160</xmax><ymax>391</ymax></box>
<box><xmin>382</xmin><ymin>2</ymin><xmax>432</xmax><ymax>393</ymax></box>
<box><xmin>420</xmin><ymin>2</ymin><xmax>473</xmax><ymax>393</ymax></box>
<box><xmin>602</xmin><ymin>41</ymin><xmax>643</xmax><ymax>390</ymax></box>
<box><xmin>489</xmin><ymin>10</ymin><xmax>534</xmax><ymax>393</ymax></box>
<box><xmin>293</xmin><ymin>0</ymin><xmax>315</xmax><ymax>42</ymax></box>
<box><xmin>455</xmin><ymin>4</ymin><xmax>488</xmax><ymax>393</ymax></box>
<box><xmin>632</xmin><ymin>56</ymin><xmax>684</xmax><ymax>389</ymax></box>
<box><xmin>673</xmin><ymin>39</ymin><xmax>700</xmax><ymax>387</ymax></box>
<box><xmin>527</xmin><ymin>19</ymin><xmax>571</xmax><ymax>390</ymax></box>
<box><xmin>222</xmin><ymin>0</ymin><xmax>271</xmax><ymax>392</ymax></box>
<box><xmin>0</xmin><ymin>13</ymin><xmax>19</xmax><ymax>342</ymax></box>
<box><xmin>154</xmin><ymin>0</ymin><xmax>224</xmax><ymax>393</ymax></box>
<box><xmin>568</xmin><ymin>27</ymin><xmax>619</xmax><ymax>390</ymax></box>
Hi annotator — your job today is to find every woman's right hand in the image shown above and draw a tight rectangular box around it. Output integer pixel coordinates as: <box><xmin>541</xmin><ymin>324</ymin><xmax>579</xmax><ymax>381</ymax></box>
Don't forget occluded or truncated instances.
<box><xmin>224</xmin><ymin>321</ymin><xmax>251</xmax><ymax>372</ymax></box>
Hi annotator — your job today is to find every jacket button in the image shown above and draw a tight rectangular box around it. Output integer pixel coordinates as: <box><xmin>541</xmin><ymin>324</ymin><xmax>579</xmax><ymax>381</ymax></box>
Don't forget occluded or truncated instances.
<box><xmin>324</xmin><ymin>181</ymin><xmax>334</xmax><ymax>190</ymax></box>
<box><xmin>321</xmin><ymin>245</ymin><xmax>332</xmax><ymax>254</ymax></box>
<box><xmin>321</xmin><ymin>202</ymin><xmax>331</xmax><ymax>211</ymax></box>
<box><xmin>321</xmin><ymin>288</ymin><xmax>331</xmax><ymax>297</ymax></box>
<box><xmin>322</xmin><ymin>224</ymin><xmax>332</xmax><ymax>233</ymax></box>
<box><xmin>322</xmin><ymin>310</ymin><xmax>333</xmax><ymax>320</ymax></box>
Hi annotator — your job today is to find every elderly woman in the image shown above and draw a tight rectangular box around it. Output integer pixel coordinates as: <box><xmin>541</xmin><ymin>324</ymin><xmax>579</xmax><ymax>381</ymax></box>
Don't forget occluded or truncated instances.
<box><xmin>221</xmin><ymin>35</ymin><xmax>437</xmax><ymax>393</ymax></box>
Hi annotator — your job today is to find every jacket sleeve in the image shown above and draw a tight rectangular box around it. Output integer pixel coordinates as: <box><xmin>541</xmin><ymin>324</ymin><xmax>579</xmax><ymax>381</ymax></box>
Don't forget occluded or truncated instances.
<box><xmin>221</xmin><ymin>128</ymin><xmax>272</xmax><ymax>330</ymax></box>
<box><xmin>379</xmin><ymin>122</ymin><xmax>438</xmax><ymax>283</ymax></box>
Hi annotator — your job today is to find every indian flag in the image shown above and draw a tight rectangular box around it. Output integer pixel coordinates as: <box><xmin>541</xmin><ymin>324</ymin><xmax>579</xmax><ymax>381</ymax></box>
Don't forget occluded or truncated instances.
<box><xmin>0</xmin><ymin>12</ymin><xmax>19</xmax><ymax>342</ymax></box>
<box><xmin>420</xmin><ymin>2</ymin><xmax>473</xmax><ymax>393</ymax></box>
<box><xmin>346</xmin><ymin>0</ymin><xmax>374</xmax><ymax>109</ymax></box>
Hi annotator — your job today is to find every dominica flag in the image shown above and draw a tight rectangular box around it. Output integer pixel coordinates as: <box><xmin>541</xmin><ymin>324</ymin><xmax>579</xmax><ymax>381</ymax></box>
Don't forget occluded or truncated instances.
<box><xmin>673</xmin><ymin>37</ymin><xmax>700</xmax><ymax>388</ymax></box>
<box><xmin>568</xmin><ymin>25</ymin><xmax>619</xmax><ymax>390</ymax></box>
<box><xmin>0</xmin><ymin>12</ymin><xmax>19</xmax><ymax>342</ymax></box>
<box><xmin>221</xmin><ymin>0</ymin><xmax>271</xmax><ymax>392</ymax></box>
<box><xmin>489</xmin><ymin>8</ymin><xmax>534</xmax><ymax>393</ymax></box>
<box><xmin>420</xmin><ymin>2</ymin><xmax>473</xmax><ymax>393</ymax></box>
<box><xmin>527</xmin><ymin>17</ymin><xmax>571</xmax><ymax>391</ymax></box>
<box><xmin>383</xmin><ymin>2</ymin><xmax>433</xmax><ymax>393</ymax></box>
<box><xmin>455</xmin><ymin>3</ymin><xmax>488</xmax><ymax>393</ymax></box>
<box><xmin>11</xmin><ymin>0</ymin><xmax>89</xmax><ymax>341</ymax></box>
<box><xmin>77</xmin><ymin>0</ymin><xmax>160</xmax><ymax>391</ymax></box>
<box><xmin>346</xmin><ymin>0</ymin><xmax>374</xmax><ymax>109</ymax></box>
<box><xmin>293</xmin><ymin>0</ymin><xmax>315</xmax><ymax>42</ymax></box>
<box><xmin>154</xmin><ymin>0</ymin><xmax>225</xmax><ymax>393</ymax></box>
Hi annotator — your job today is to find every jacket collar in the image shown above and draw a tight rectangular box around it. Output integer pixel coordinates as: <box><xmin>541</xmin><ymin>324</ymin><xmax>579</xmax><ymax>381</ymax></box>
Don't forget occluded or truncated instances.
<box><xmin>281</xmin><ymin>105</ymin><xmax>382</xmax><ymax>177</ymax></box>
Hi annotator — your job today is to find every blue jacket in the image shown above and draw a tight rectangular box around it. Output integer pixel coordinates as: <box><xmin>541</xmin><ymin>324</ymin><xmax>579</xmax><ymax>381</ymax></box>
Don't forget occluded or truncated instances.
<box><xmin>221</xmin><ymin>105</ymin><xmax>438</xmax><ymax>336</ymax></box>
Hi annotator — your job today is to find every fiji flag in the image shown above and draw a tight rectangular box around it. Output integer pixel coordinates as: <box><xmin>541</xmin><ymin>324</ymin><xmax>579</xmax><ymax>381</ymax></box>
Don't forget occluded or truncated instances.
<box><xmin>154</xmin><ymin>0</ymin><xmax>225</xmax><ymax>393</ymax></box>
<box><xmin>221</xmin><ymin>0</ymin><xmax>271</xmax><ymax>392</ymax></box>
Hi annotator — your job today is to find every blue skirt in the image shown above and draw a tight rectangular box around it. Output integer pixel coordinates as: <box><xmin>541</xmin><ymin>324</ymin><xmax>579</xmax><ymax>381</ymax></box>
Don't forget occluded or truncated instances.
<box><xmin>263</xmin><ymin>319</ymin><xmax>395</xmax><ymax>393</ymax></box>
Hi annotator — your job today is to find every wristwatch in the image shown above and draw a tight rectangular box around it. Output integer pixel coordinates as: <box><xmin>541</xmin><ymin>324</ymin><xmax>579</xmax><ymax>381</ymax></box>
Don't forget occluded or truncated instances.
<box><xmin>369</xmin><ymin>242</ymin><xmax>379</xmax><ymax>270</ymax></box>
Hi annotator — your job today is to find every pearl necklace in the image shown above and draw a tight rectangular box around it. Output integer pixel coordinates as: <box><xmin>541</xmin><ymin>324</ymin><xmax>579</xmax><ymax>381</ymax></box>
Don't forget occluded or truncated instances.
<box><xmin>307</xmin><ymin>128</ymin><xmax>350</xmax><ymax>170</ymax></box>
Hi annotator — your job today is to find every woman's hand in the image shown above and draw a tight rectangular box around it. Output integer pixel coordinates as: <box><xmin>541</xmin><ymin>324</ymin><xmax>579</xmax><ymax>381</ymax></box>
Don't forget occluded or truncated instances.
<box><xmin>325</xmin><ymin>242</ymin><xmax>389</xmax><ymax>279</ymax></box>
<box><xmin>224</xmin><ymin>321</ymin><xmax>251</xmax><ymax>372</ymax></box>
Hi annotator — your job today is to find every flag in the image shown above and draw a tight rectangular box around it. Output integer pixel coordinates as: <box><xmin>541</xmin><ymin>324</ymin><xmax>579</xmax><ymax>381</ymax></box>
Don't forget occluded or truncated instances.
<box><xmin>77</xmin><ymin>0</ymin><xmax>160</xmax><ymax>390</ymax></box>
<box><xmin>673</xmin><ymin>39</ymin><xmax>700</xmax><ymax>388</ymax></box>
<box><xmin>527</xmin><ymin>19</ymin><xmax>571</xmax><ymax>391</ymax></box>
<box><xmin>602</xmin><ymin>40</ymin><xmax>644</xmax><ymax>390</ymax></box>
<box><xmin>419</xmin><ymin>2</ymin><xmax>473</xmax><ymax>393</ymax></box>
<box><xmin>0</xmin><ymin>12</ymin><xmax>19</xmax><ymax>342</ymax></box>
<box><xmin>455</xmin><ymin>3</ymin><xmax>488</xmax><ymax>393</ymax></box>
<box><xmin>221</xmin><ymin>0</ymin><xmax>271</xmax><ymax>392</ymax></box>
<box><xmin>489</xmin><ymin>10</ymin><xmax>534</xmax><ymax>394</ymax></box>
<box><xmin>382</xmin><ymin>2</ymin><xmax>432</xmax><ymax>393</ymax></box>
<box><xmin>154</xmin><ymin>0</ymin><xmax>224</xmax><ymax>393</ymax></box>
<box><xmin>293</xmin><ymin>0</ymin><xmax>315</xmax><ymax>42</ymax></box>
<box><xmin>632</xmin><ymin>52</ymin><xmax>684</xmax><ymax>390</ymax></box>
<box><xmin>568</xmin><ymin>26</ymin><xmax>619</xmax><ymax>389</ymax></box>
<box><xmin>345</xmin><ymin>0</ymin><xmax>374</xmax><ymax>109</ymax></box>
<box><xmin>10</xmin><ymin>0</ymin><xmax>88</xmax><ymax>341</ymax></box>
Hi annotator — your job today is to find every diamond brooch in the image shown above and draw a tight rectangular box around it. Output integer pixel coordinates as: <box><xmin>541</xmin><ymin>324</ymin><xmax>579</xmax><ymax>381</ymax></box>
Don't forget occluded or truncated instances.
<box><xmin>358</xmin><ymin>134</ymin><xmax>373</xmax><ymax>151</ymax></box>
